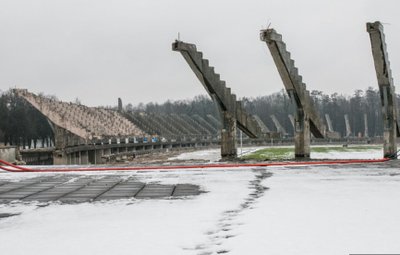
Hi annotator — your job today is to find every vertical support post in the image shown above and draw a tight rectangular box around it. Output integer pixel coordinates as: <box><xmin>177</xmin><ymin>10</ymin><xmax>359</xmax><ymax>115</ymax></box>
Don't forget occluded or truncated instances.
<box><xmin>294</xmin><ymin>108</ymin><xmax>310</xmax><ymax>158</ymax></box>
<box><xmin>94</xmin><ymin>148</ymin><xmax>96</xmax><ymax>164</ymax></box>
<box><xmin>95</xmin><ymin>149</ymin><xmax>103</xmax><ymax>164</ymax></box>
<box><xmin>294</xmin><ymin>116</ymin><xmax>311</xmax><ymax>158</ymax></box>
<box><xmin>367</xmin><ymin>21</ymin><xmax>398</xmax><ymax>158</ymax></box>
<box><xmin>52</xmin><ymin>125</ymin><xmax>68</xmax><ymax>165</ymax></box>
<box><xmin>240</xmin><ymin>130</ymin><xmax>243</xmax><ymax>156</ymax></box>
<box><xmin>364</xmin><ymin>113</ymin><xmax>369</xmax><ymax>138</ymax></box>
<box><xmin>289</xmin><ymin>91</ymin><xmax>310</xmax><ymax>158</ymax></box>
<box><xmin>220</xmin><ymin>111</ymin><xmax>237</xmax><ymax>159</ymax></box>
<box><xmin>344</xmin><ymin>114</ymin><xmax>352</xmax><ymax>138</ymax></box>
<box><xmin>381</xmin><ymin>86</ymin><xmax>397</xmax><ymax>158</ymax></box>
<box><xmin>74</xmin><ymin>152</ymin><xmax>79</xmax><ymax>165</ymax></box>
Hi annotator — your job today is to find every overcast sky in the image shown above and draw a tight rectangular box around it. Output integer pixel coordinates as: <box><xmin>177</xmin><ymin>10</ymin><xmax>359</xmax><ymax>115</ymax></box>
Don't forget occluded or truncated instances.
<box><xmin>1</xmin><ymin>0</ymin><xmax>399</xmax><ymax>106</ymax></box>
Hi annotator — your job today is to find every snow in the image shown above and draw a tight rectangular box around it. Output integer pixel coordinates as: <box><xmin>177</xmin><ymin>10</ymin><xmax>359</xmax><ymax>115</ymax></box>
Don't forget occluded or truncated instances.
<box><xmin>170</xmin><ymin>145</ymin><xmax>384</xmax><ymax>162</ymax></box>
<box><xmin>168</xmin><ymin>146</ymin><xmax>261</xmax><ymax>162</ymax></box>
<box><xmin>1</xmin><ymin>146</ymin><xmax>399</xmax><ymax>254</ymax></box>
<box><xmin>226</xmin><ymin>166</ymin><xmax>400</xmax><ymax>255</ymax></box>
<box><xmin>0</xmin><ymin>168</ymin><xmax>255</xmax><ymax>255</ymax></box>
<box><xmin>311</xmin><ymin>148</ymin><xmax>383</xmax><ymax>159</ymax></box>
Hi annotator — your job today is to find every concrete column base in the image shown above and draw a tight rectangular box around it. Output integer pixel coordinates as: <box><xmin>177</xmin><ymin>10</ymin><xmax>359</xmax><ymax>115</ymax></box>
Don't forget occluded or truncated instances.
<box><xmin>294</xmin><ymin>115</ymin><xmax>310</xmax><ymax>159</ymax></box>
<box><xmin>220</xmin><ymin>111</ymin><xmax>237</xmax><ymax>159</ymax></box>
<box><xmin>383</xmin><ymin>129</ymin><xmax>398</xmax><ymax>158</ymax></box>
<box><xmin>53</xmin><ymin>150</ymin><xmax>67</xmax><ymax>165</ymax></box>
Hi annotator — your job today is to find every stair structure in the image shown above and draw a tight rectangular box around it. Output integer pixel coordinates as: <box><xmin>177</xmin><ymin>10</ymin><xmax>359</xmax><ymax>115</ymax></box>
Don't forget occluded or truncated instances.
<box><xmin>193</xmin><ymin>114</ymin><xmax>218</xmax><ymax>135</ymax></box>
<box><xmin>260</xmin><ymin>28</ymin><xmax>328</xmax><ymax>158</ymax></box>
<box><xmin>173</xmin><ymin>40</ymin><xmax>276</xmax><ymax>159</ymax></box>
<box><xmin>127</xmin><ymin>112</ymin><xmax>219</xmax><ymax>139</ymax></box>
<box><xmin>14</xmin><ymin>89</ymin><xmax>146</xmax><ymax>140</ymax></box>
<box><xmin>367</xmin><ymin>21</ymin><xmax>399</xmax><ymax>158</ymax></box>
<box><xmin>206</xmin><ymin>114</ymin><xmax>222</xmax><ymax>130</ymax></box>
<box><xmin>14</xmin><ymin>89</ymin><xmax>146</xmax><ymax>164</ymax></box>
<box><xmin>181</xmin><ymin>114</ymin><xmax>212</xmax><ymax>136</ymax></box>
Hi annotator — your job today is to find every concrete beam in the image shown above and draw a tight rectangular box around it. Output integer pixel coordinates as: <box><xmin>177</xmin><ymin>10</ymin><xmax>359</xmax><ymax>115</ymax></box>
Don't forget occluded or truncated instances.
<box><xmin>270</xmin><ymin>115</ymin><xmax>287</xmax><ymax>136</ymax></box>
<box><xmin>364</xmin><ymin>113</ymin><xmax>369</xmax><ymax>138</ymax></box>
<box><xmin>288</xmin><ymin>114</ymin><xmax>295</xmax><ymax>129</ymax></box>
<box><xmin>220</xmin><ymin>111</ymin><xmax>237</xmax><ymax>159</ymax></box>
<box><xmin>173</xmin><ymin>40</ymin><xmax>277</xmax><ymax>159</ymax></box>
<box><xmin>325</xmin><ymin>114</ymin><xmax>334</xmax><ymax>133</ymax></box>
<box><xmin>253</xmin><ymin>115</ymin><xmax>271</xmax><ymax>133</ymax></box>
<box><xmin>367</xmin><ymin>21</ymin><xmax>399</xmax><ymax>158</ymax></box>
<box><xmin>261</xmin><ymin>28</ymin><xmax>327</xmax><ymax>158</ymax></box>
<box><xmin>344</xmin><ymin>114</ymin><xmax>352</xmax><ymax>138</ymax></box>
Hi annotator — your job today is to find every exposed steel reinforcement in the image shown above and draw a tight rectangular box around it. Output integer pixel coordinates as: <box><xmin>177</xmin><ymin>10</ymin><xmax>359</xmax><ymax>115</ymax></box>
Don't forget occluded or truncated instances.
<box><xmin>0</xmin><ymin>158</ymin><xmax>391</xmax><ymax>173</ymax></box>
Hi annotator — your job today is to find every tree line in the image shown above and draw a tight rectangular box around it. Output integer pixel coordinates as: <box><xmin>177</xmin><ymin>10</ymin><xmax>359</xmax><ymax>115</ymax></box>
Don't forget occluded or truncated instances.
<box><xmin>0</xmin><ymin>90</ymin><xmax>53</xmax><ymax>148</ymax></box>
<box><xmin>1</xmin><ymin>87</ymin><xmax>399</xmax><ymax>147</ymax></box>
<box><xmin>127</xmin><ymin>87</ymin><xmax>399</xmax><ymax>138</ymax></box>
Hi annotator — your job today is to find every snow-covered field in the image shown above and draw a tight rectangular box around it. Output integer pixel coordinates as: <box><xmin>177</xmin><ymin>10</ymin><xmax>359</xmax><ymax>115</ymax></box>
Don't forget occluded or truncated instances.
<box><xmin>1</xmin><ymin>146</ymin><xmax>399</xmax><ymax>255</ymax></box>
<box><xmin>168</xmin><ymin>146</ymin><xmax>261</xmax><ymax>162</ymax></box>
<box><xmin>170</xmin><ymin>145</ymin><xmax>384</xmax><ymax>162</ymax></box>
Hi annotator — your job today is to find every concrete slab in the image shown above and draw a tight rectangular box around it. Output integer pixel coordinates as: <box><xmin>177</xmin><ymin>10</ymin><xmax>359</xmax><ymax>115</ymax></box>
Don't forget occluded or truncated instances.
<box><xmin>0</xmin><ymin>175</ymin><xmax>202</xmax><ymax>204</ymax></box>
<box><xmin>135</xmin><ymin>184</ymin><xmax>175</xmax><ymax>198</ymax></box>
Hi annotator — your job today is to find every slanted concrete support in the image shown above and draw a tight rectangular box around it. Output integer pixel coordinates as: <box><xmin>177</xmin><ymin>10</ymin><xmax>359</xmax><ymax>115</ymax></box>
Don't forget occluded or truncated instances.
<box><xmin>325</xmin><ymin>114</ymin><xmax>334</xmax><ymax>133</ymax></box>
<box><xmin>364</xmin><ymin>113</ymin><xmax>369</xmax><ymax>138</ymax></box>
<box><xmin>324</xmin><ymin>114</ymin><xmax>341</xmax><ymax>139</ymax></box>
<box><xmin>367</xmin><ymin>21</ymin><xmax>399</xmax><ymax>158</ymax></box>
<box><xmin>253</xmin><ymin>115</ymin><xmax>270</xmax><ymax>133</ymax></box>
<box><xmin>344</xmin><ymin>114</ymin><xmax>352</xmax><ymax>138</ymax></box>
<box><xmin>261</xmin><ymin>28</ymin><xmax>326</xmax><ymax>158</ymax></box>
<box><xmin>173</xmin><ymin>40</ymin><xmax>276</xmax><ymax>159</ymax></box>
<box><xmin>288</xmin><ymin>114</ymin><xmax>295</xmax><ymax>129</ymax></box>
<box><xmin>270</xmin><ymin>114</ymin><xmax>287</xmax><ymax>136</ymax></box>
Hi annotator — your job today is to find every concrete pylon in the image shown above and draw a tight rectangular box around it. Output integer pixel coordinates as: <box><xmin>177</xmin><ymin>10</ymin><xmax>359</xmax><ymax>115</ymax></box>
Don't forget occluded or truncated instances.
<box><xmin>367</xmin><ymin>21</ymin><xmax>399</xmax><ymax>158</ymax></box>
<box><xmin>118</xmin><ymin>98</ymin><xmax>123</xmax><ymax>113</ymax></box>
<box><xmin>325</xmin><ymin>114</ymin><xmax>334</xmax><ymax>132</ymax></box>
<box><xmin>324</xmin><ymin>114</ymin><xmax>341</xmax><ymax>139</ymax></box>
<box><xmin>253</xmin><ymin>115</ymin><xmax>271</xmax><ymax>133</ymax></box>
<box><xmin>364</xmin><ymin>113</ymin><xmax>369</xmax><ymax>138</ymax></box>
<box><xmin>173</xmin><ymin>40</ymin><xmax>277</xmax><ymax>159</ymax></box>
<box><xmin>270</xmin><ymin>115</ymin><xmax>288</xmax><ymax>136</ymax></box>
<box><xmin>261</xmin><ymin>28</ymin><xmax>327</xmax><ymax>158</ymax></box>
<box><xmin>344</xmin><ymin>114</ymin><xmax>352</xmax><ymax>138</ymax></box>
<box><xmin>288</xmin><ymin>114</ymin><xmax>295</xmax><ymax>129</ymax></box>
<box><xmin>220</xmin><ymin>111</ymin><xmax>237</xmax><ymax>157</ymax></box>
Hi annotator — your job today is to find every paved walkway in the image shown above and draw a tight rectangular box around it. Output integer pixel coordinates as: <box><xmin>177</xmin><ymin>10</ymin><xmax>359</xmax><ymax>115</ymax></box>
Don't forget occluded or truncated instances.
<box><xmin>0</xmin><ymin>175</ymin><xmax>201</xmax><ymax>204</ymax></box>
